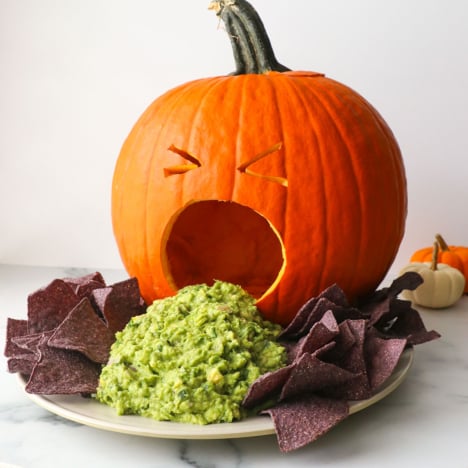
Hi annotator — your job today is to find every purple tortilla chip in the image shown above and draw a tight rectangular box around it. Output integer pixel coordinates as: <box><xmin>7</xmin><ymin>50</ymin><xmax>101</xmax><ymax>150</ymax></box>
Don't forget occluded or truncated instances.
<box><xmin>25</xmin><ymin>332</ymin><xmax>100</xmax><ymax>395</ymax></box>
<box><xmin>364</xmin><ymin>333</ymin><xmax>407</xmax><ymax>391</ymax></box>
<box><xmin>48</xmin><ymin>297</ymin><xmax>115</xmax><ymax>364</ymax></box>
<box><xmin>4</xmin><ymin>318</ymin><xmax>29</xmax><ymax>357</ymax></box>
<box><xmin>384</xmin><ymin>299</ymin><xmax>441</xmax><ymax>345</ymax></box>
<box><xmin>63</xmin><ymin>272</ymin><xmax>107</xmax><ymax>301</ymax></box>
<box><xmin>361</xmin><ymin>271</ymin><xmax>423</xmax><ymax>307</ymax></box>
<box><xmin>11</xmin><ymin>332</ymin><xmax>44</xmax><ymax>358</ymax></box>
<box><xmin>7</xmin><ymin>354</ymin><xmax>37</xmax><ymax>375</ymax></box>
<box><xmin>27</xmin><ymin>279</ymin><xmax>81</xmax><ymax>333</ymax></box>
<box><xmin>280</xmin><ymin>284</ymin><xmax>349</xmax><ymax>340</ymax></box>
<box><xmin>386</xmin><ymin>272</ymin><xmax>424</xmax><ymax>297</ymax></box>
<box><xmin>290</xmin><ymin>310</ymin><xmax>339</xmax><ymax>361</ymax></box>
<box><xmin>262</xmin><ymin>394</ymin><xmax>349</xmax><ymax>452</ymax></box>
<box><xmin>297</xmin><ymin>298</ymin><xmax>363</xmax><ymax>340</ymax></box>
<box><xmin>91</xmin><ymin>278</ymin><xmax>145</xmax><ymax>334</ymax></box>
<box><xmin>242</xmin><ymin>365</ymin><xmax>294</xmax><ymax>409</ymax></box>
<box><xmin>279</xmin><ymin>353</ymin><xmax>357</xmax><ymax>402</ymax></box>
<box><xmin>63</xmin><ymin>271</ymin><xmax>106</xmax><ymax>289</ymax></box>
<box><xmin>323</xmin><ymin>320</ymin><xmax>372</xmax><ymax>400</ymax></box>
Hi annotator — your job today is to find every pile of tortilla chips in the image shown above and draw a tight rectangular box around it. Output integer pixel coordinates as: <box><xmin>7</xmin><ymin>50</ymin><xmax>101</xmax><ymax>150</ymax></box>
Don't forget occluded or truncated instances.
<box><xmin>4</xmin><ymin>272</ymin><xmax>145</xmax><ymax>395</ymax></box>
<box><xmin>241</xmin><ymin>272</ymin><xmax>440</xmax><ymax>451</ymax></box>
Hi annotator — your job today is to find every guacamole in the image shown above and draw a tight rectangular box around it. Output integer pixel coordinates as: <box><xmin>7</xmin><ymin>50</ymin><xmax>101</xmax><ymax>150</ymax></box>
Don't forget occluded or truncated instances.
<box><xmin>96</xmin><ymin>281</ymin><xmax>286</xmax><ymax>424</ymax></box>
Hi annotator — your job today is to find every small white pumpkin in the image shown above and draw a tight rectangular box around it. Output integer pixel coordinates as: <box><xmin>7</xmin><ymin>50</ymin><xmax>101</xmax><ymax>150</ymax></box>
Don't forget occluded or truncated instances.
<box><xmin>400</xmin><ymin>242</ymin><xmax>465</xmax><ymax>308</ymax></box>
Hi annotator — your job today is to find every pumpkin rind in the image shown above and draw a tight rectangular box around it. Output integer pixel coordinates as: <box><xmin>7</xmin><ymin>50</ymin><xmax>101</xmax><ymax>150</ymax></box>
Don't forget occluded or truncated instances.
<box><xmin>112</xmin><ymin>1</ymin><xmax>407</xmax><ymax>325</ymax></box>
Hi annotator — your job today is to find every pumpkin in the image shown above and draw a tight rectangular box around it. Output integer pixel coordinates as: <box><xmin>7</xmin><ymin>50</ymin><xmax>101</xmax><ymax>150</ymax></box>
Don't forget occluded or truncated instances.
<box><xmin>401</xmin><ymin>243</ymin><xmax>465</xmax><ymax>308</ymax></box>
<box><xmin>111</xmin><ymin>0</ymin><xmax>407</xmax><ymax>325</ymax></box>
<box><xmin>411</xmin><ymin>234</ymin><xmax>468</xmax><ymax>293</ymax></box>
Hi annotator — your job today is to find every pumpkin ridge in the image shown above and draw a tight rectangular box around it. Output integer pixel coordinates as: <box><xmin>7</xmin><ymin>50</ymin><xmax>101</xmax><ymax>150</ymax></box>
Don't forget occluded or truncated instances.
<box><xmin>328</xmin><ymin>84</ymin><xmax>405</xmax><ymax>283</ymax></box>
<box><xmin>307</xmin><ymin>80</ymin><xmax>369</xmax><ymax>292</ymax></box>
<box><xmin>289</xmin><ymin>77</ymin><xmax>342</xmax><ymax>291</ymax></box>
<box><xmin>262</xmin><ymin>74</ymin><xmax>290</xmax><ymax>320</ymax></box>
<box><xmin>143</xmin><ymin>83</ymin><xmax>201</xmax><ymax>294</ymax></box>
<box><xmin>178</xmin><ymin>76</ymin><xmax>233</xmax><ymax>202</ymax></box>
<box><xmin>112</xmin><ymin>124</ymin><xmax>150</xmax><ymax>273</ymax></box>
<box><xmin>361</xmin><ymin>99</ymin><xmax>407</xmax><ymax>240</ymax></box>
<box><xmin>143</xmin><ymin>78</ymin><xmax>222</xmax><ymax>294</ymax></box>
<box><xmin>303</xmin><ymin>77</ymin><xmax>403</xmax><ymax>293</ymax></box>
<box><xmin>231</xmin><ymin>75</ymin><xmax>254</xmax><ymax>201</ymax></box>
<box><xmin>265</xmin><ymin>74</ymin><xmax>289</xmax><ymax>234</ymax></box>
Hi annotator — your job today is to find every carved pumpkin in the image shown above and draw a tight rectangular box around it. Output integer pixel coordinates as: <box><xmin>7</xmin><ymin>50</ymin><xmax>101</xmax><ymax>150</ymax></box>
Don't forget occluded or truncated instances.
<box><xmin>111</xmin><ymin>0</ymin><xmax>407</xmax><ymax>325</ymax></box>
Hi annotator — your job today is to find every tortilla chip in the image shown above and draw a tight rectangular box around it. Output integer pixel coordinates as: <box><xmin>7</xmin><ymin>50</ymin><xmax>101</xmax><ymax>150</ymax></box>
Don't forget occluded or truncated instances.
<box><xmin>91</xmin><ymin>278</ymin><xmax>145</xmax><ymax>334</ymax></box>
<box><xmin>280</xmin><ymin>284</ymin><xmax>349</xmax><ymax>339</ymax></box>
<box><xmin>63</xmin><ymin>271</ymin><xmax>106</xmax><ymax>289</ymax></box>
<box><xmin>8</xmin><ymin>354</ymin><xmax>37</xmax><ymax>375</ymax></box>
<box><xmin>242</xmin><ymin>365</ymin><xmax>294</xmax><ymax>409</ymax></box>
<box><xmin>25</xmin><ymin>332</ymin><xmax>100</xmax><ymax>395</ymax></box>
<box><xmin>279</xmin><ymin>353</ymin><xmax>356</xmax><ymax>401</ymax></box>
<box><xmin>48</xmin><ymin>298</ymin><xmax>115</xmax><ymax>364</ymax></box>
<box><xmin>4</xmin><ymin>318</ymin><xmax>29</xmax><ymax>357</ymax></box>
<box><xmin>365</xmin><ymin>334</ymin><xmax>408</xmax><ymax>390</ymax></box>
<box><xmin>286</xmin><ymin>310</ymin><xmax>339</xmax><ymax>362</ymax></box>
<box><xmin>27</xmin><ymin>279</ymin><xmax>81</xmax><ymax>333</ymax></box>
<box><xmin>11</xmin><ymin>332</ymin><xmax>44</xmax><ymax>357</ymax></box>
<box><xmin>262</xmin><ymin>394</ymin><xmax>349</xmax><ymax>452</ymax></box>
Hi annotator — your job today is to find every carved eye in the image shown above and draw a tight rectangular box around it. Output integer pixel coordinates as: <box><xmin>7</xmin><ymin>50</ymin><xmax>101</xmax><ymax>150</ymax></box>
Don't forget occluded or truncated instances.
<box><xmin>237</xmin><ymin>142</ymin><xmax>287</xmax><ymax>187</ymax></box>
<box><xmin>164</xmin><ymin>145</ymin><xmax>202</xmax><ymax>177</ymax></box>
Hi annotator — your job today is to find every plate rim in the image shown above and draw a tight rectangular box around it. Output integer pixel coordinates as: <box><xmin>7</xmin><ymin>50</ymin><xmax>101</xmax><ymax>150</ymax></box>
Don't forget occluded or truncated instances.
<box><xmin>17</xmin><ymin>347</ymin><xmax>414</xmax><ymax>440</ymax></box>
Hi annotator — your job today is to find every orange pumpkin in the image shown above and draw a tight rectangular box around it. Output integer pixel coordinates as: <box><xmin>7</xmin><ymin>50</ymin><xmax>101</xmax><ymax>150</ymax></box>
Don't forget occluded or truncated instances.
<box><xmin>411</xmin><ymin>234</ymin><xmax>468</xmax><ymax>293</ymax></box>
<box><xmin>111</xmin><ymin>0</ymin><xmax>407</xmax><ymax>325</ymax></box>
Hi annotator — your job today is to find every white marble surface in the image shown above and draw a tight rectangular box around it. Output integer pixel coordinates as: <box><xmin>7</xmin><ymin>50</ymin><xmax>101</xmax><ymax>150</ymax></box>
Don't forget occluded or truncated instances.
<box><xmin>1</xmin><ymin>264</ymin><xmax>467</xmax><ymax>468</ymax></box>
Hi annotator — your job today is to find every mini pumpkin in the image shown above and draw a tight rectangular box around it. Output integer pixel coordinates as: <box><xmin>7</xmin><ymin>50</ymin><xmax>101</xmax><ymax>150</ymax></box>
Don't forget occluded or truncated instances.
<box><xmin>112</xmin><ymin>0</ymin><xmax>407</xmax><ymax>325</ymax></box>
<box><xmin>401</xmin><ymin>242</ymin><xmax>465</xmax><ymax>308</ymax></box>
<box><xmin>411</xmin><ymin>234</ymin><xmax>468</xmax><ymax>293</ymax></box>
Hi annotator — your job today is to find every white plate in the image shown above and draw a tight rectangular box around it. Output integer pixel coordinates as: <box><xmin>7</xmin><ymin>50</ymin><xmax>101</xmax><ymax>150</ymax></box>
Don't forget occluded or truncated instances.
<box><xmin>18</xmin><ymin>348</ymin><xmax>413</xmax><ymax>440</ymax></box>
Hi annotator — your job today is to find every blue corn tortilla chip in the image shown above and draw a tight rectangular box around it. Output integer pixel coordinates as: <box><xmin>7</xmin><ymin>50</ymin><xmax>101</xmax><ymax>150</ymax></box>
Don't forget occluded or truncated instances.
<box><xmin>364</xmin><ymin>332</ymin><xmax>408</xmax><ymax>391</ymax></box>
<box><xmin>321</xmin><ymin>320</ymin><xmax>373</xmax><ymax>400</ymax></box>
<box><xmin>63</xmin><ymin>272</ymin><xmax>107</xmax><ymax>302</ymax></box>
<box><xmin>280</xmin><ymin>284</ymin><xmax>349</xmax><ymax>339</ymax></box>
<box><xmin>285</xmin><ymin>310</ymin><xmax>339</xmax><ymax>363</ymax></box>
<box><xmin>242</xmin><ymin>365</ymin><xmax>294</xmax><ymax>409</ymax></box>
<box><xmin>25</xmin><ymin>331</ymin><xmax>101</xmax><ymax>395</ymax></box>
<box><xmin>48</xmin><ymin>297</ymin><xmax>115</xmax><ymax>364</ymax></box>
<box><xmin>11</xmin><ymin>332</ymin><xmax>43</xmax><ymax>358</ymax></box>
<box><xmin>91</xmin><ymin>278</ymin><xmax>145</xmax><ymax>334</ymax></box>
<box><xmin>7</xmin><ymin>354</ymin><xmax>38</xmax><ymax>375</ymax></box>
<box><xmin>279</xmin><ymin>353</ymin><xmax>357</xmax><ymax>402</ymax></box>
<box><xmin>262</xmin><ymin>394</ymin><xmax>349</xmax><ymax>452</ymax></box>
<box><xmin>27</xmin><ymin>279</ymin><xmax>81</xmax><ymax>333</ymax></box>
<box><xmin>4</xmin><ymin>318</ymin><xmax>29</xmax><ymax>357</ymax></box>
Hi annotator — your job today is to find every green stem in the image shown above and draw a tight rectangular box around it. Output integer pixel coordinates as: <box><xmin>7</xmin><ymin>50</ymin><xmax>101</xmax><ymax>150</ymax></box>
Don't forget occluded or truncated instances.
<box><xmin>209</xmin><ymin>0</ymin><xmax>290</xmax><ymax>75</ymax></box>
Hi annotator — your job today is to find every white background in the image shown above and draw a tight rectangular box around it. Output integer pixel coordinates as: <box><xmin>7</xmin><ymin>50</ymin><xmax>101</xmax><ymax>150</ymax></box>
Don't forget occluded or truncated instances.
<box><xmin>1</xmin><ymin>0</ymin><xmax>467</xmax><ymax>277</ymax></box>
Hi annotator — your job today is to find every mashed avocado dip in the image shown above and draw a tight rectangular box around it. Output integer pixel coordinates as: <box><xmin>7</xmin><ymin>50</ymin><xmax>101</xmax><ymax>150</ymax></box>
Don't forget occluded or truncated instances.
<box><xmin>96</xmin><ymin>281</ymin><xmax>286</xmax><ymax>424</ymax></box>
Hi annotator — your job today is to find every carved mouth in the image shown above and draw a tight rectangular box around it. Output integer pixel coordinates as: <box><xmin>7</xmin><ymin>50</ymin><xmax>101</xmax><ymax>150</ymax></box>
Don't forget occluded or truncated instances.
<box><xmin>161</xmin><ymin>200</ymin><xmax>286</xmax><ymax>300</ymax></box>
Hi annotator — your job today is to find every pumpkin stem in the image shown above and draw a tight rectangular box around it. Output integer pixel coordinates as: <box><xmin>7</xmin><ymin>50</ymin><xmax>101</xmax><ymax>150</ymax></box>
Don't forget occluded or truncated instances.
<box><xmin>431</xmin><ymin>241</ymin><xmax>439</xmax><ymax>271</ymax></box>
<box><xmin>209</xmin><ymin>0</ymin><xmax>290</xmax><ymax>75</ymax></box>
<box><xmin>435</xmin><ymin>233</ymin><xmax>450</xmax><ymax>252</ymax></box>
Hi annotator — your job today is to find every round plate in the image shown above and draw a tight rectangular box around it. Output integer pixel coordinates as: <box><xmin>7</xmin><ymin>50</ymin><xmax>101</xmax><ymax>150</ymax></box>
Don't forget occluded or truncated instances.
<box><xmin>18</xmin><ymin>348</ymin><xmax>413</xmax><ymax>440</ymax></box>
